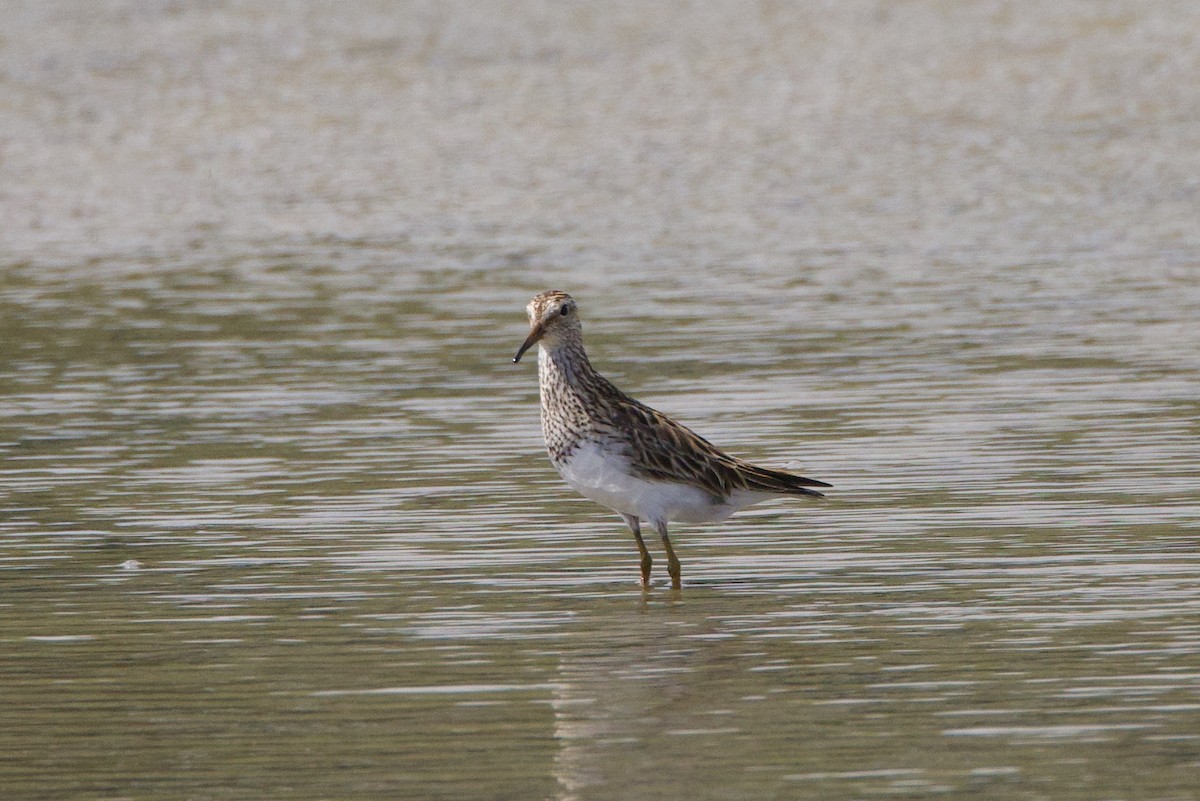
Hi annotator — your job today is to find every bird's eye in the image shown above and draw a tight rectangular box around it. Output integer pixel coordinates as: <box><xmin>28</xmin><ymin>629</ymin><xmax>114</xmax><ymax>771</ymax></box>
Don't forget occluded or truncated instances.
<box><xmin>560</xmin><ymin>305</ymin><xmax>570</xmax><ymax>316</ymax></box>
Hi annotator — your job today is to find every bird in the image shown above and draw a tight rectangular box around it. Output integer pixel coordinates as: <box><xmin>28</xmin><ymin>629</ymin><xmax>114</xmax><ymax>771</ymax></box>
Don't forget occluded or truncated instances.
<box><xmin>513</xmin><ymin>290</ymin><xmax>830</xmax><ymax>590</ymax></box>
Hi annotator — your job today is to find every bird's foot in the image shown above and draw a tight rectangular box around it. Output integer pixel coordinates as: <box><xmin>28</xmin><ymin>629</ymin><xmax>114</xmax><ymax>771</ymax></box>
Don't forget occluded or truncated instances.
<box><xmin>668</xmin><ymin>561</ymin><xmax>681</xmax><ymax>591</ymax></box>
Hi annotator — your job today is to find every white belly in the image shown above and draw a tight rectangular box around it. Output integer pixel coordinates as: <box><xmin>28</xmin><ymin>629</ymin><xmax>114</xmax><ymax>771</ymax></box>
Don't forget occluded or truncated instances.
<box><xmin>554</xmin><ymin>440</ymin><xmax>749</xmax><ymax>524</ymax></box>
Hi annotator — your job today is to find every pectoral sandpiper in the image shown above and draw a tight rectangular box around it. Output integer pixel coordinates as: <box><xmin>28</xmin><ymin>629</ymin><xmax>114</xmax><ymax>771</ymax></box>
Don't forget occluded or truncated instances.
<box><xmin>513</xmin><ymin>290</ymin><xmax>830</xmax><ymax>590</ymax></box>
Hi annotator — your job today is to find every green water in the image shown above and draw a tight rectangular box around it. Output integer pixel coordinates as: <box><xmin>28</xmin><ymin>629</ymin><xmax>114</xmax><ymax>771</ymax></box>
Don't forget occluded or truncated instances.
<box><xmin>4</xmin><ymin>253</ymin><xmax>1197</xmax><ymax>799</ymax></box>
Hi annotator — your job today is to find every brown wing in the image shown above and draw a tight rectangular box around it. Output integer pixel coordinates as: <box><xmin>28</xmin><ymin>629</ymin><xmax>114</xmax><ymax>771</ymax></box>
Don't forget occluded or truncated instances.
<box><xmin>602</xmin><ymin>389</ymin><xmax>829</xmax><ymax>500</ymax></box>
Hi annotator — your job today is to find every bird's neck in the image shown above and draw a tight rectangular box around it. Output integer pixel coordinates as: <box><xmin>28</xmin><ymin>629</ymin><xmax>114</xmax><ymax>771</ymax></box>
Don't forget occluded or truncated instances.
<box><xmin>537</xmin><ymin>340</ymin><xmax>596</xmax><ymax>393</ymax></box>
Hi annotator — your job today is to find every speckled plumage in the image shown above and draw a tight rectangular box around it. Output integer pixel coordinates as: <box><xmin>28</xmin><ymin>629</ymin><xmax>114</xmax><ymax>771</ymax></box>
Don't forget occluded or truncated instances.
<box><xmin>514</xmin><ymin>290</ymin><xmax>830</xmax><ymax>589</ymax></box>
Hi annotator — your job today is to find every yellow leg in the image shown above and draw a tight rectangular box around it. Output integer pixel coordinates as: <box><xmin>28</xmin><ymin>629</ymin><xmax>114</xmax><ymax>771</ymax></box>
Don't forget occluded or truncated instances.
<box><xmin>653</xmin><ymin>521</ymin><xmax>681</xmax><ymax>590</ymax></box>
<box><xmin>621</xmin><ymin>514</ymin><xmax>652</xmax><ymax>588</ymax></box>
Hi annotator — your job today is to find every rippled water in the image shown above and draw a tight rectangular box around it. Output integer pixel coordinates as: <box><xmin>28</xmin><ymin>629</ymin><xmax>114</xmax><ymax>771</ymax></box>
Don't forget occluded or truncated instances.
<box><xmin>4</xmin><ymin>2</ymin><xmax>1200</xmax><ymax>799</ymax></box>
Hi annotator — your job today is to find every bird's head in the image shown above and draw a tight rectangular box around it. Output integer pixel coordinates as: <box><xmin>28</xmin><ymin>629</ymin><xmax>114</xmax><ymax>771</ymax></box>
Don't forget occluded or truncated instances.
<box><xmin>513</xmin><ymin>290</ymin><xmax>581</xmax><ymax>363</ymax></box>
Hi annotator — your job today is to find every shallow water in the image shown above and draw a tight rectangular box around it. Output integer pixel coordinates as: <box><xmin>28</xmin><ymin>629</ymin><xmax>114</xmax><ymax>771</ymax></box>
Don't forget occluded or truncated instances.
<box><xmin>4</xmin><ymin>2</ymin><xmax>1200</xmax><ymax>800</ymax></box>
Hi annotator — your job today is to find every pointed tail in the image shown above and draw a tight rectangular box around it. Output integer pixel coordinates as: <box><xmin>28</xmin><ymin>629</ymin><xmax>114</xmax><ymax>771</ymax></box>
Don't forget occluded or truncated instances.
<box><xmin>740</xmin><ymin>463</ymin><xmax>831</xmax><ymax>498</ymax></box>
